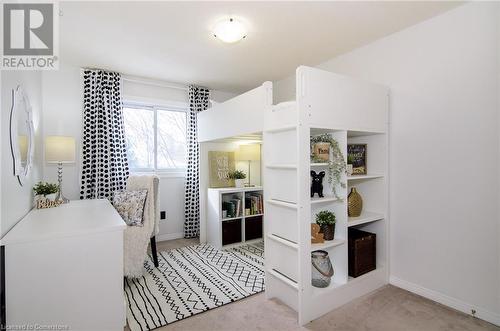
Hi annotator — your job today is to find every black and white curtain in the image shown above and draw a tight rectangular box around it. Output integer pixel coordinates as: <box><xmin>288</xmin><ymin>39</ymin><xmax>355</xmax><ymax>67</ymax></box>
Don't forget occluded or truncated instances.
<box><xmin>80</xmin><ymin>69</ymin><xmax>129</xmax><ymax>200</ymax></box>
<box><xmin>184</xmin><ymin>85</ymin><xmax>210</xmax><ymax>238</ymax></box>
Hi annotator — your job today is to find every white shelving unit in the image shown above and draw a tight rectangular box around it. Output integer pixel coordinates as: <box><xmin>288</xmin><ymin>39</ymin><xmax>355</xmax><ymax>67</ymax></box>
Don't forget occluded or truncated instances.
<box><xmin>207</xmin><ymin>187</ymin><xmax>264</xmax><ymax>249</ymax></box>
<box><xmin>263</xmin><ymin>66</ymin><xmax>389</xmax><ymax>325</ymax></box>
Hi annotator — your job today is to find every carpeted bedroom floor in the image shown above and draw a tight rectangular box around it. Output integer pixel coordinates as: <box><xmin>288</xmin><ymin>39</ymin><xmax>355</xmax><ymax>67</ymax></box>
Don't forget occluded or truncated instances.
<box><xmin>122</xmin><ymin>238</ymin><xmax>499</xmax><ymax>331</ymax></box>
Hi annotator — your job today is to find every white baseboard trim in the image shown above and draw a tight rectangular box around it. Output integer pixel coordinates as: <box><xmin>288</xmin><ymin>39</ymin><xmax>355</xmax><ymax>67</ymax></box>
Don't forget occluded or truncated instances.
<box><xmin>156</xmin><ymin>232</ymin><xmax>184</xmax><ymax>242</ymax></box>
<box><xmin>390</xmin><ymin>276</ymin><xmax>500</xmax><ymax>327</ymax></box>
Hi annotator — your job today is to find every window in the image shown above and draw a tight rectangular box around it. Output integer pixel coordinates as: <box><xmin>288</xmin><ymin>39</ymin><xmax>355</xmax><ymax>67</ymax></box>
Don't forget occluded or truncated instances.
<box><xmin>123</xmin><ymin>102</ymin><xmax>187</xmax><ymax>173</ymax></box>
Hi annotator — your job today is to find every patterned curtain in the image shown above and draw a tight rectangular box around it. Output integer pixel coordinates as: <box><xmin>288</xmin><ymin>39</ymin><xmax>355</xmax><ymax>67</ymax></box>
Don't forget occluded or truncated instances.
<box><xmin>184</xmin><ymin>85</ymin><xmax>210</xmax><ymax>238</ymax></box>
<box><xmin>80</xmin><ymin>69</ymin><xmax>129</xmax><ymax>200</ymax></box>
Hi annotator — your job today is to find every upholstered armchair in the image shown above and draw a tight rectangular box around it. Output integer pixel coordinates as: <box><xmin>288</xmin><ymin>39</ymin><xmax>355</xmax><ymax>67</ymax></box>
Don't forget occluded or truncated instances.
<box><xmin>123</xmin><ymin>175</ymin><xmax>160</xmax><ymax>278</ymax></box>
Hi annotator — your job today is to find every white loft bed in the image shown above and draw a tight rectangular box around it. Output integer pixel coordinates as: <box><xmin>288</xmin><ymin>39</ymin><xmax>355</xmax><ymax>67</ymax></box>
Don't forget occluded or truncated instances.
<box><xmin>198</xmin><ymin>81</ymin><xmax>273</xmax><ymax>143</ymax></box>
<box><xmin>263</xmin><ymin>66</ymin><xmax>389</xmax><ymax>325</ymax></box>
<box><xmin>197</xmin><ymin>66</ymin><xmax>389</xmax><ymax>325</ymax></box>
<box><xmin>197</xmin><ymin>82</ymin><xmax>272</xmax><ymax>243</ymax></box>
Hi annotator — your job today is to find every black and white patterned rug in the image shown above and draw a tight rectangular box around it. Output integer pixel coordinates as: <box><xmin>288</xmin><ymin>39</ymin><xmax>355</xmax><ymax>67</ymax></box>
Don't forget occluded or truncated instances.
<box><xmin>125</xmin><ymin>241</ymin><xmax>265</xmax><ymax>331</ymax></box>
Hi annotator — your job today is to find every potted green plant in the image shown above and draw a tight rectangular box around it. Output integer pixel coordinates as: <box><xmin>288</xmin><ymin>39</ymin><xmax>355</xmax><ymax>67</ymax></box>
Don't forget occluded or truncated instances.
<box><xmin>346</xmin><ymin>154</ymin><xmax>354</xmax><ymax>176</ymax></box>
<box><xmin>228</xmin><ymin>170</ymin><xmax>246</xmax><ymax>188</ymax></box>
<box><xmin>310</xmin><ymin>134</ymin><xmax>347</xmax><ymax>199</ymax></box>
<box><xmin>315</xmin><ymin>210</ymin><xmax>336</xmax><ymax>241</ymax></box>
<box><xmin>33</xmin><ymin>181</ymin><xmax>59</xmax><ymax>202</ymax></box>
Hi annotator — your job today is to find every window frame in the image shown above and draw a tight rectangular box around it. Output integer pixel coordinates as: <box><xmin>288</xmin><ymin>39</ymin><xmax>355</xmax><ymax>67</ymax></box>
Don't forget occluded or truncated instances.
<box><xmin>122</xmin><ymin>99</ymin><xmax>188</xmax><ymax>177</ymax></box>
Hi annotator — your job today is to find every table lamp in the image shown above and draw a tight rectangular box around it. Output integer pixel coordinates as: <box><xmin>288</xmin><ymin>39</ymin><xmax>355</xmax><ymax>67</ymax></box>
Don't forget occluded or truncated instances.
<box><xmin>235</xmin><ymin>144</ymin><xmax>260</xmax><ymax>186</ymax></box>
<box><xmin>45</xmin><ymin>136</ymin><xmax>76</xmax><ymax>203</ymax></box>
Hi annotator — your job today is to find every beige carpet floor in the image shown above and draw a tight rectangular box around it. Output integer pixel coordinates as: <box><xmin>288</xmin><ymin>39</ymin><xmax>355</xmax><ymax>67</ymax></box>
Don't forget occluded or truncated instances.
<box><xmin>123</xmin><ymin>238</ymin><xmax>499</xmax><ymax>331</ymax></box>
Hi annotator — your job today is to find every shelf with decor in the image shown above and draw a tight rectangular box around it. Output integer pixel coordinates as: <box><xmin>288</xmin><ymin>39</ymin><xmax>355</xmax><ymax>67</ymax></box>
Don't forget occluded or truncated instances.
<box><xmin>263</xmin><ymin>66</ymin><xmax>388</xmax><ymax>325</ymax></box>
<box><xmin>207</xmin><ymin>187</ymin><xmax>264</xmax><ymax>249</ymax></box>
<box><xmin>348</xmin><ymin>211</ymin><xmax>384</xmax><ymax>227</ymax></box>
<box><xmin>310</xmin><ymin>196</ymin><xmax>338</xmax><ymax>204</ymax></box>
<box><xmin>310</xmin><ymin>163</ymin><xmax>329</xmax><ymax>167</ymax></box>
<box><xmin>311</xmin><ymin>238</ymin><xmax>346</xmax><ymax>251</ymax></box>
<box><xmin>347</xmin><ymin>174</ymin><xmax>384</xmax><ymax>181</ymax></box>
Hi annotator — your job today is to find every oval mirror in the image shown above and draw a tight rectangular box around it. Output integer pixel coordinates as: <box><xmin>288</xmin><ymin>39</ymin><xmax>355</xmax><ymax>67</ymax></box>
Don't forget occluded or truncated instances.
<box><xmin>10</xmin><ymin>85</ymin><xmax>34</xmax><ymax>186</ymax></box>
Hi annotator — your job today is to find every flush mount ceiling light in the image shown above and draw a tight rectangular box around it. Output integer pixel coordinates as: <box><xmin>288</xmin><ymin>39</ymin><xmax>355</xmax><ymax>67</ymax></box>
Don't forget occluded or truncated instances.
<box><xmin>213</xmin><ymin>18</ymin><xmax>247</xmax><ymax>43</ymax></box>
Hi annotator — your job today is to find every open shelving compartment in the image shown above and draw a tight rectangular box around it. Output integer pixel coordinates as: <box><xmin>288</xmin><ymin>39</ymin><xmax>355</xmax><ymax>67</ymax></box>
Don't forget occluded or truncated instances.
<box><xmin>264</xmin><ymin>66</ymin><xmax>389</xmax><ymax>325</ymax></box>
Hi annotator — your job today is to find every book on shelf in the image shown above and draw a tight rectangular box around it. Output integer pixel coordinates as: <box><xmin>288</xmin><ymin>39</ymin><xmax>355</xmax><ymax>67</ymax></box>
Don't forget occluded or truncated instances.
<box><xmin>222</xmin><ymin>198</ymin><xmax>242</xmax><ymax>219</ymax></box>
<box><xmin>245</xmin><ymin>193</ymin><xmax>264</xmax><ymax>215</ymax></box>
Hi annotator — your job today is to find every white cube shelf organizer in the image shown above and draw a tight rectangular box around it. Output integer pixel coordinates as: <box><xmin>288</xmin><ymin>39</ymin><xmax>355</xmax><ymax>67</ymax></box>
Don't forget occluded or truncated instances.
<box><xmin>207</xmin><ymin>187</ymin><xmax>264</xmax><ymax>249</ymax></box>
<box><xmin>263</xmin><ymin>66</ymin><xmax>389</xmax><ymax>325</ymax></box>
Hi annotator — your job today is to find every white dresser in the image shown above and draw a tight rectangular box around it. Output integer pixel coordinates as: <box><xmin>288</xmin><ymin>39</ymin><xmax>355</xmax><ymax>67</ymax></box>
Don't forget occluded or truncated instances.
<box><xmin>0</xmin><ymin>199</ymin><xmax>126</xmax><ymax>330</ymax></box>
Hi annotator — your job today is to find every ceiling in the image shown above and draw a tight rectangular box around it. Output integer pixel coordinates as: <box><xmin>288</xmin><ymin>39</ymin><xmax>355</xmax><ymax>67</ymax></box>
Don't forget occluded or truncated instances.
<box><xmin>60</xmin><ymin>1</ymin><xmax>462</xmax><ymax>93</ymax></box>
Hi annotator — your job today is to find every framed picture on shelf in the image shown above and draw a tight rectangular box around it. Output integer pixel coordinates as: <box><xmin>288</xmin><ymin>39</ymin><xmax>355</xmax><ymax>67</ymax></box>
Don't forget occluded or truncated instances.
<box><xmin>347</xmin><ymin>144</ymin><xmax>367</xmax><ymax>175</ymax></box>
<box><xmin>208</xmin><ymin>151</ymin><xmax>235</xmax><ymax>188</ymax></box>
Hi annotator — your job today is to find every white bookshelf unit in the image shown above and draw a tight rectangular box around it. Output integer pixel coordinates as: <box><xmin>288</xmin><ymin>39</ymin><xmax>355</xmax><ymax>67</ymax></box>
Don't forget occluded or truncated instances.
<box><xmin>263</xmin><ymin>66</ymin><xmax>389</xmax><ymax>325</ymax></box>
<box><xmin>207</xmin><ymin>187</ymin><xmax>264</xmax><ymax>249</ymax></box>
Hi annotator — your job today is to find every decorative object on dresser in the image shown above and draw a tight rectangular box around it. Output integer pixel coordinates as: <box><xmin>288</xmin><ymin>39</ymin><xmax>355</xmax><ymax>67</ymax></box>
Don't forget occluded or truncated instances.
<box><xmin>207</xmin><ymin>187</ymin><xmax>263</xmax><ymax>249</ymax></box>
<box><xmin>347</xmin><ymin>144</ymin><xmax>367</xmax><ymax>175</ymax></box>
<box><xmin>235</xmin><ymin>144</ymin><xmax>260</xmax><ymax>186</ymax></box>
<box><xmin>311</xmin><ymin>223</ymin><xmax>325</xmax><ymax>244</ymax></box>
<box><xmin>310</xmin><ymin>134</ymin><xmax>347</xmax><ymax>199</ymax></box>
<box><xmin>9</xmin><ymin>85</ymin><xmax>35</xmax><ymax>186</ymax></box>
<box><xmin>348</xmin><ymin>187</ymin><xmax>363</xmax><ymax>217</ymax></box>
<box><xmin>208</xmin><ymin>151</ymin><xmax>235</xmax><ymax>188</ymax></box>
<box><xmin>122</xmin><ymin>175</ymin><xmax>160</xmax><ymax>276</ymax></box>
<box><xmin>0</xmin><ymin>199</ymin><xmax>126</xmax><ymax>330</ymax></box>
<box><xmin>315</xmin><ymin>210</ymin><xmax>336</xmax><ymax>240</ymax></box>
<box><xmin>229</xmin><ymin>169</ymin><xmax>246</xmax><ymax>188</ymax></box>
<box><xmin>348</xmin><ymin>228</ymin><xmax>376</xmax><ymax>278</ymax></box>
<box><xmin>310</xmin><ymin>170</ymin><xmax>325</xmax><ymax>198</ymax></box>
<box><xmin>45</xmin><ymin>136</ymin><xmax>76</xmax><ymax>203</ymax></box>
<box><xmin>35</xmin><ymin>198</ymin><xmax>62</xmax><ymax>209</ymax></box>
<box><xmin>32</xmin><ymin>181</ymin><xmax>59</xmax><ymax>205</ymax></box>
<box><xmin>311</xmin><ymin>250</ymin><xmax>334</xmax><ymax>288</ymax></box>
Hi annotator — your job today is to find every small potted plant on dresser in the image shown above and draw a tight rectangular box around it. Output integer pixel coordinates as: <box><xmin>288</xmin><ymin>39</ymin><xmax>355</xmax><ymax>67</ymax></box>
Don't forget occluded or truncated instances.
<box><xmin>229</xmin><ymin>170</ymin><xmax>246</xmax><ymax>188</ymax></box>
<box><xmin>315</xmin><ymin>210</ymin><xmax>336</xmax><ymax>241</ymax></box>
<box><xmin>33</xmin><ymin>181</ymin><xmax>59</xmax><ymax>204</ymax></box>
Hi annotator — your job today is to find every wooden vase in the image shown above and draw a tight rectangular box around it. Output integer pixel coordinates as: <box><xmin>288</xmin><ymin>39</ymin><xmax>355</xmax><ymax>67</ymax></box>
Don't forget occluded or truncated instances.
<box><xmin>348</xmin><ymin>187</ymin><xmax>363</xmax><ymax>217</ymax></box>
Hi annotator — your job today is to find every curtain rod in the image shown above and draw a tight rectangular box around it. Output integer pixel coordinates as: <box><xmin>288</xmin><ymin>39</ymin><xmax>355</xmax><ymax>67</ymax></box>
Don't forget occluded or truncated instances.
<box><xmin>81</xmin><ymin>68</ymin><xmax>188</xmax><ymax>91</ymax></box>
<box><xmin>122</xmin><ymin>75</ymin><xmax>188</xmax><ymax>91</ymax></box>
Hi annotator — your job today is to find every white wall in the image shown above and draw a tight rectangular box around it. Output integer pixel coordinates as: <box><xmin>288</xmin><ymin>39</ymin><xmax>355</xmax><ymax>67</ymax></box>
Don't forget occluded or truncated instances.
<box><xmin>275</xmin><ymin>2</ymin><xmax>500</xmax><ymax>323</ymax></box>
<box><xmin>1</xmin><ymin>71</ymin><xmax>43</xmax><ymax>238</ymax></box>
<box><xmin>41</xmin><ymin>62</ymin><xmax>236</xmax><ymax>241</ymax></box>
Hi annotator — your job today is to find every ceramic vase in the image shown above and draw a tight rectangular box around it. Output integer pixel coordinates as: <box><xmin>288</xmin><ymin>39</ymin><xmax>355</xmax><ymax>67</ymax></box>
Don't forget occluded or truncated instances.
<box><xmin>348</xmin><ymin>187</ymin><xmax>363</xmax><ymax>217</ymax></box>
<box><xmin>235</xmin><ymin>179</ymin><xmax>245</xmax><ymax>188</ymax></box>
<box><xmin>320</xmin><ymin>224</ymin><xmax>335</xmax><ymax>241</ymax></box>
<box><xmin>311</xmin><ymin>250</ymin><xmax>334</xmax><ymax>288</ymax></box>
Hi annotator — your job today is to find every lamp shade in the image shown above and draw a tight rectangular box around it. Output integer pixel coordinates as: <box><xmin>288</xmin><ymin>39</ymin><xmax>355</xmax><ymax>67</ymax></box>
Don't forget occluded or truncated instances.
<box><xmin>45</xmin><ymin>136</ymin><xmax>76</xmax><ymax>163</ymax></box>
<box><xmin>235</xmin><ymin>144</ymin><xmax>260</xmax><ymax>161</ymax></box>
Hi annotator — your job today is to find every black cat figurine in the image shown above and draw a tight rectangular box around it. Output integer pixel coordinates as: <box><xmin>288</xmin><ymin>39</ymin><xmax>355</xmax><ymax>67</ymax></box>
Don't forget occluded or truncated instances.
<box><xmin>310</xmin><ymin>170</ymin><xmax>325</xmax><ymax>198</ymax></box>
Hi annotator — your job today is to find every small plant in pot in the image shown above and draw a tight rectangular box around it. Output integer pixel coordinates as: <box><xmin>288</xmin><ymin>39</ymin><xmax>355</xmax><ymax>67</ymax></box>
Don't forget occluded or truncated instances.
<box><xmin>33</xmin><ymin>181</ymin><xmax>59</xmax><ymax>202</ymax></box>
<box><xmin>229</xmin><ymin>170</ymin><xmax>246</xmax><ymax>188</ymax></box>
<box><xmin>315</xmin><ymin>210</ymin><xmax>336</xmax><ymax>241</ymax></box>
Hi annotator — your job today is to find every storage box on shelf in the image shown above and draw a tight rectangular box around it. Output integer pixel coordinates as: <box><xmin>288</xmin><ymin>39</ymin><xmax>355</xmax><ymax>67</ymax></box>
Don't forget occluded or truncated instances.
<box><xmin>207</xmin><ymin>187</ymin><xmax>264</xmax><ymax>249</ymax></box>
<box><xmin>348</xmin><ymin>228</ymin><xmax>376</xmax><ymax>278</ymax></box>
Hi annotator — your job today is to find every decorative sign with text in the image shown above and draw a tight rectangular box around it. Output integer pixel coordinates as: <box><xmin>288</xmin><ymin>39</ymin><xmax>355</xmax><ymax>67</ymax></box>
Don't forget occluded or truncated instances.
<box><xmin>209</xmin><ymin>151</ymin><xmax>235</xmax><ymax>188</ymax></box>
<box><xmin>347</xmin><ymin>144</ymin><xmax>367</xmax><ymax>175</ymax></box>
